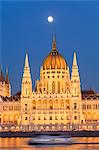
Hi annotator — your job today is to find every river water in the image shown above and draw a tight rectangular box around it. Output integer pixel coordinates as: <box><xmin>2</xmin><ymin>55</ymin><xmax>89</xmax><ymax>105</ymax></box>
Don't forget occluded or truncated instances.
<box><xmin>0</xmin><ymin>137</ymin><xmax>99</xmax><ymax>150</ymax></box>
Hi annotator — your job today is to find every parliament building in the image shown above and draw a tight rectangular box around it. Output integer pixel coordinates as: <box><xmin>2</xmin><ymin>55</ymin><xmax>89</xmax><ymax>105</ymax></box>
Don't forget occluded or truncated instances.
<box><xmin>0</xmin><ymin>38</ymin><xmax>99</xmax><ymax>131</ymax></box>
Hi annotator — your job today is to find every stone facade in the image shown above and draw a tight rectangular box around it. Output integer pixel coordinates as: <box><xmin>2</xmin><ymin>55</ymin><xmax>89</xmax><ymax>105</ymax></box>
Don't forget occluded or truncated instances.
<box><xmin>0</xmin><ymin>38</ymin><xmax>99</xmax><ymax>131</ymax></box>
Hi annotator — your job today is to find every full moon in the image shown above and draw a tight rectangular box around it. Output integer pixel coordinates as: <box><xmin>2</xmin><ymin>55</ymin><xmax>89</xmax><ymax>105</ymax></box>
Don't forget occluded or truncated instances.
<box><xmin>48</xmin><ymin>16</ymin><xmax>53</xmax><ymax>23</ymax></box>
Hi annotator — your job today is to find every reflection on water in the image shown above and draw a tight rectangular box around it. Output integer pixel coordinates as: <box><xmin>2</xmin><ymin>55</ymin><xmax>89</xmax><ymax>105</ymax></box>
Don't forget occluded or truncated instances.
<box><xmin>0</xmin><ymin>137</ymin><xmax>99</xmax><ymax>150</ymax></box>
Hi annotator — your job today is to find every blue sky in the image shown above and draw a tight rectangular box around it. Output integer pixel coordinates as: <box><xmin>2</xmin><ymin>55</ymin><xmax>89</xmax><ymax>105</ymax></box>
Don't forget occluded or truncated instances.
<box><xmin>1</xmin><ymin>1</ymin><xmax>99</xmax><ymax>94</ymax></box>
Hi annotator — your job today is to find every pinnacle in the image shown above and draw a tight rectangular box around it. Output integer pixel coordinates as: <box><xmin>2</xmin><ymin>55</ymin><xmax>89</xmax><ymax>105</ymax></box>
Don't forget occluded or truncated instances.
<box><xmin>73</xmin><ymin>51</ymin><xmax>78</xmax><ymax>67</ymax></box>
<box><xmin>5</xmin><ymin>68</ymin><xmax>9</xmax><ymax>84</ymax></box>
<box><xmin>0</xmin><ymin>65</ymin><xmax>4</xmax><ymax>81</ymax></box>
<box><xmin>25</xmin><ymin>53</ymin><xmax>29</xmax><ymax>67</ymax></box>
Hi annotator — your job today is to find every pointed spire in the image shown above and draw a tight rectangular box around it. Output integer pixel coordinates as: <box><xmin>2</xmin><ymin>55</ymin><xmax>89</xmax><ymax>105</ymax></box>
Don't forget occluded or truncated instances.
<box><xmin>23</xmin><ymin>52</ymin><xmax>31</xmax><ymax>78</ymax></box>
<box><xmin>52</xmin><ymin>32</ymin><xmax>57</xmax><ymax>51</ymax></box>
<box><xmin>71</xmin><ymin>51</ymin><xmax>79</xmax><ymax>80</ymax></box>
<box><xmin>0</xmin><ymin>65</ymin><xmax>4</xmax><ymax>82</ymax></box>
<box><xmin>71</xmin><ymin>51</ymin><xmax>81</xmax><ymax>95</ymax></box>
<box><xmin>5</xmin><ymin>67</ymin><xmax>9</xmax><ymax>84</ymax></box>
<box><xmin>21</xmin><ymin>52</ymin><xmax>32</xmax><ymax>96</ymax></box>
<box><xmin>73</xmin><ymin>51</ymin><xmax>78</xmax><ymax>67</ymax></box>
<box><xmin>25</xmin><ymin>52</ymin><xmax>29</xmax><ymax>68</ymax></box>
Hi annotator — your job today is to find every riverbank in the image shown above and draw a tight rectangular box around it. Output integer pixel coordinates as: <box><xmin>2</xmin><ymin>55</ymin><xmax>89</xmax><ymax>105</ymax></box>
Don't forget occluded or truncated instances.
<box><xmin>0</xmin><ymin>130</ymin><xmax>99</xmax><ymax>138</ymax></box>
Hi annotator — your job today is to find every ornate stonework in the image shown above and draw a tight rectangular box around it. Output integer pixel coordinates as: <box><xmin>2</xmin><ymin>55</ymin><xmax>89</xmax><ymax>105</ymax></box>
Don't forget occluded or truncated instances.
<box><xmin>0</xmin><ymin>38</ymin><xmax>99</xmax><ymax>131</ymax></box>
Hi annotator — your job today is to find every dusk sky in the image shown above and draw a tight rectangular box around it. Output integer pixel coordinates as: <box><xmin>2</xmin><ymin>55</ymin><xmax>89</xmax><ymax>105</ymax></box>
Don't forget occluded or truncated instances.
<box><xmin>1</xmin><ymin>1</ymin><xmax>99</xmax><ymax>95</ymax></box>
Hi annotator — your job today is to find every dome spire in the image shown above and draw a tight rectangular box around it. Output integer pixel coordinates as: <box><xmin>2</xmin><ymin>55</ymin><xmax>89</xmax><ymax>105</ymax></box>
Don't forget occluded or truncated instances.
<box><xmin>52</xmin><ymin>32</ymin><xmax>57</xmax><ymax>51</ymax></box>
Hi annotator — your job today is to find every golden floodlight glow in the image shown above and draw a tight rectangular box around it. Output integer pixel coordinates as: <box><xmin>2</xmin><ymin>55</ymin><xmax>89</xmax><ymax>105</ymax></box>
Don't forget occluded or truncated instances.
<box><xmin>0</xmin><ymin>37</ymin><xmax>99</xmax><ymax>132</ymax></box>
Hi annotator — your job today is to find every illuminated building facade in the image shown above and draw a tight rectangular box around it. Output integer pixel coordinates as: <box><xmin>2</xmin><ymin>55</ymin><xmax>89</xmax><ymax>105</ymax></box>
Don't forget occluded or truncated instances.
<box><xmin>0</xmin><ymin>38</ymin><xmax>99</xmax><ymax>131</ymax></box>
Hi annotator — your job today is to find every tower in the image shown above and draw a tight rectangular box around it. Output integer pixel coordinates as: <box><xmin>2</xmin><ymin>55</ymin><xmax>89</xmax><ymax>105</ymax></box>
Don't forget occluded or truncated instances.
<box><xmin>0</xmin><ymin>66</ymin><xmax>4</xmax><ymax>82</ymax></box>
<box><xmin>20</xmin><ymin>53</ymin><xmax>32</xmax><ymax>129</ymax></box>
<box><xmin>0</xmin><ymin>66</ymin><xmax>11</xmax><ymax>97</ymax></box>
<box><xmin>71</xmin><ymin>52</ymin><xmax>81</xmax><ymax>96</ymax></box>
<box><xmin>0</xmin><ymin>66</ymin><xmax>5</xmax><ymax>97</ymax></box>
<box><xmin>71</xmin><ymin>52</ymin><xmax>84</xmax><ymax>126</ymax></box>
<box><xmin>5</xmin><ymin>68</ymin><xmax>11</xmax><ymax>97</ymax></box>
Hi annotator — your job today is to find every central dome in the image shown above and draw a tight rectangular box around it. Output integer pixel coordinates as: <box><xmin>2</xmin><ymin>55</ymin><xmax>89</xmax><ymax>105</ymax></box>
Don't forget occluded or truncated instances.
<box><xmin>42</xmin><ymin>38</ymin><xmax>67</xmax><ymax>70</ymax></box>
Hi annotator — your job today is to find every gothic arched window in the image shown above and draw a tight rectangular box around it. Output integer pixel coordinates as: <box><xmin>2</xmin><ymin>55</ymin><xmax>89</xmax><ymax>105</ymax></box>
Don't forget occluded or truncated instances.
<box><xmin>57</xmin><ymin>81</ymin><xmax>60</xmax><ymax>93</ymax></box>
<box><xmin>47</xmin><ymin>82</ymin><xmax>49</xmax><ymax>93</ymax></box>
<box><xmin>26</xmin><ymin>88</ymin><xmax>27</xmax><ymax>95</ymax></box>
<box><xmin>74</xmin><ymin>103</ymin><xmax>77</xmax><ymax>109</ymax></box>
<box><xmin>49</xmin><ymin>100</ymin><xmax>53</xmax><ymax>109</ymax></box>
<box><xmin>50</xmin><ymin>116</ymin><xmax>52</xmax><ymax>120</ymax></box>
<box><xmin>43</xmin><ymin>100</ymin><xmax>47</xmax><ymax>108</ymax></box>
<box><xmin>52</xmin><ymin>81</ymin><xmax>55</xmax><ymax>94</ymax></box>
<box><xmin>61</xmin><ymin>100</ymin><xmax>64</xmax><ymax>107</ymax></box>
<box><xmin>75</xmin><ymin>87</ymin><xmax>76</xmax><ymax>93</ymax></box>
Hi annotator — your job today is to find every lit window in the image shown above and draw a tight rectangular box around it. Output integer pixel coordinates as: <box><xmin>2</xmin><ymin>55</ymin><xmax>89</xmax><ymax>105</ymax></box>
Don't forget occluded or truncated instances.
<box><xmin>50</xmin><ymin>106</ymin><xmax>53</xmax><ymax>109</ymax></box>
<box><xmin>26</xmin><ymin>88</ymin><xmax>27</xmax><ymax>95</ymax></box>
<box><xmin>50</xmin><ymin>116</ymin><xmax>52</xmax><ymax>120</ymax></box>
<box><xmin>9</xmin><ymin>106</ymin><xmax>13</xmax><ymax>110</ymax></box>
<box><xmin>44</xmin><ymin>117</ymin><xmax>46</xmax><ymax>120</ymax></box>
<box><xmin>67</xmin><ymin>116</ymin><xmax>69</xmax><ymax>120</ymax></box>
<box><xmin>61</xmin><ymin>100</ymin><xmax>64</xmax><ymax>107</ymax></box>
<box><xmin>38</xmin><ymin>117</ymin><xmax>40</xmax><ymax>120</ymax></box>
<box><xmin>33</xmin><ymin>106</ymin><xmax>36</xmax><ymax>109</ymax></box>
<box><xmin>55</xmin><ymin>116</ymin><xmax>58</xmax><ymax>120</ymax></box>
<box><xmin>33</xmin><ymin>117</ymin><xmax>35</xmax><ymax>120</ymax></box>
<box><xmin>25</xmin><ymin>117</ymin><xmax>27</xmax><ymax>120</ymax></box>
<box><xmin>74</xmin><ymin>103</ymin><xmax>77</xmax><ymax>109</ymax></box>
<box><xmin>52</xmin><ymin>81</ymin><xmax>55</xmax><ymax>94</ymax></box>
<box><xmin>57</xmin><ymin>81</ymin><xmax>60</xmax><ymax>93</ymax></box>
<box><xmin>74</xmin><ymin>87</ymin><xmax>76</xmax><ymax>93</ymax></box>
<box><xmin>61</xmin><ymin>116</ymin><xmax>64</xmax><ymax>120</ymax></box>
<box><xmin>67</xmin><ymin>106</ymin><xmax>70</xmax><ymax>109</ymax></box>
<box><xmin>82</xmin><ymin>104</ymin><xmax>86</xmax><ymax>109</ymax></box>
<box><xmin>74</xmin><ymin>116</ymin><xmax>77</xmax><ymax>120</ymax></box>
<box><xmin>87</xmin><ymin>104</ymin><xmax>91</xmax><ymax>109</ymax></box>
